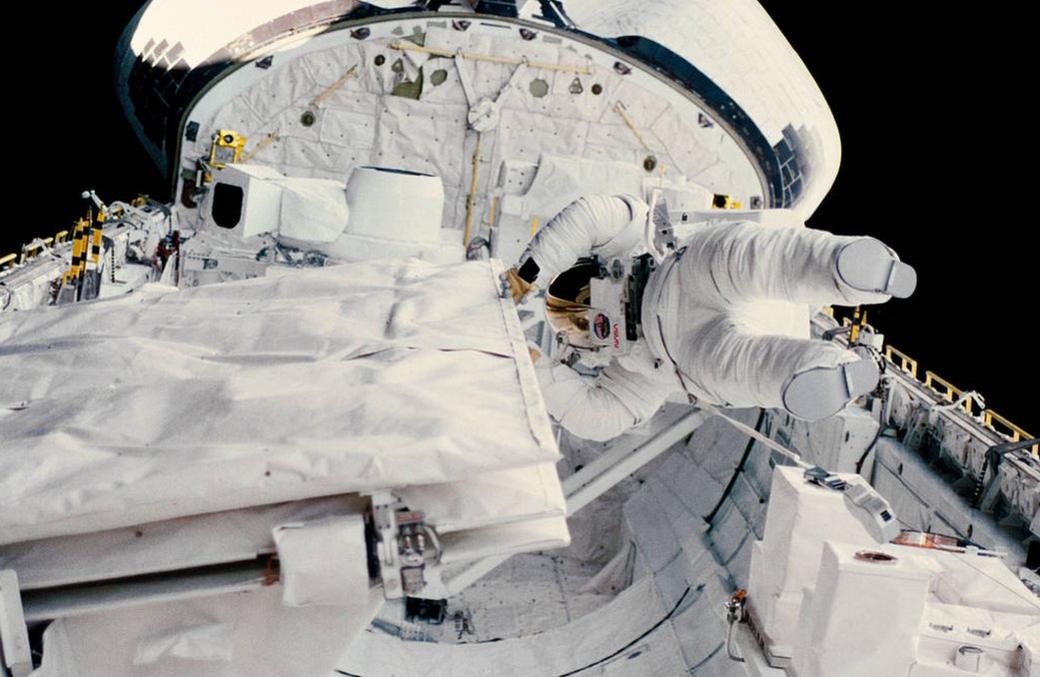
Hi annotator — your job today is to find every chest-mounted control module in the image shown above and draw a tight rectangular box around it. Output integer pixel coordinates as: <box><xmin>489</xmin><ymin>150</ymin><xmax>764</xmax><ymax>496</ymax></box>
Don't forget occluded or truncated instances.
<box><xmin>585</xmin><ymin>254</ymin><xmax>656</xmax><ymax>356</ymax></box>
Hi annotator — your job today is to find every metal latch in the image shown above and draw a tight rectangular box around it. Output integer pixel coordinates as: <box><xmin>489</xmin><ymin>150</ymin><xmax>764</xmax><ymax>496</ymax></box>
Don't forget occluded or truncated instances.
<box><xmin>370</xmin><ymin>492</ymin><xmax>442</xmax><ymax>599</ymax></box>
<box><xmin>723</xmin><ymin>589</ymin><xmax>747</xmax><ymax>663</ymax></box>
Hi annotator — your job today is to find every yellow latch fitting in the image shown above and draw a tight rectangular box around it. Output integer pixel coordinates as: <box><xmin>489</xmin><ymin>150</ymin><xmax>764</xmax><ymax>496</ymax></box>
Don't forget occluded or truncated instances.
<box><xmin>208</xmin><ymin>130</ymin><xmax>246</xmax><ymax>169</ymax></box>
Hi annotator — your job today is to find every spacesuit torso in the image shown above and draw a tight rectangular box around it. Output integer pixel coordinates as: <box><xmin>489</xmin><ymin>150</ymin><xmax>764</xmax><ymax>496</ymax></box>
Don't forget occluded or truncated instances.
<box><xmin>514</xmin><ymin>194</ymin><xmax>915</xmax><ymax>442</ymax></box>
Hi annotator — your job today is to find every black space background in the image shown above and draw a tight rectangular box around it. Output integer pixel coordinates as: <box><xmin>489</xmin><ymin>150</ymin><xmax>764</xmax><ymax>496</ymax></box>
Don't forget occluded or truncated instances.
<box><xmin>3</xmin><ymin>3</ymin><xmax>1035</xmax><ymax>431</ymax></box>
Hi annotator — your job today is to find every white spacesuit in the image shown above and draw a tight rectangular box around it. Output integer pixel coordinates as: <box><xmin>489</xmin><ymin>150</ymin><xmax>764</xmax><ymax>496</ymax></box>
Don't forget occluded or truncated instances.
<box><xmin>508</xmin><ymin>194</ymin><xmax>917</xmax><ymax>442</ymax></box>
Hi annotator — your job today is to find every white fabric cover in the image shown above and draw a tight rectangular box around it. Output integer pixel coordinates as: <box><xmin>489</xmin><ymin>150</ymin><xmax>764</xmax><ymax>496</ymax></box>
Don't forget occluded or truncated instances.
<box><xmin>503</xmin><ymin>154</ymin><xmax>647</xmax><ymax>223</ymax></box>
<box><xmin>274</xmin><ymin>177</ymin><xmax>348</xmax><ymax>243</ymax></box>
<box><xmin>344</xmin><ymin>166</ymin><xmax>444</xmax><ymax>243</ymax></box>
<box><xmin>0</xmin><ymin>260</ymin><xmax>557</xmax><ymax>545</ymax></box>
<box><xmin>519</xmin><ymin>195</ymin><xmax>899</xmax><ymax>441</ymax></box>
<box><xmin>273</xmin><ymin>514</ymin><xmax>368</xmax><ymax>607</ymax></box>
<box><xmin>31</xmin><ymin>584</ymin><xmax>384</xmax><ymax>677</ymax></box>
<box><xmin>313</xmin><ymin>230</ymin><xmax>464</xmax><ymax>265</ymax></box>
<box><xmin>133</xmin><ymin>623</ymin><xmax>234</xmax><ymax>665</ymax></box>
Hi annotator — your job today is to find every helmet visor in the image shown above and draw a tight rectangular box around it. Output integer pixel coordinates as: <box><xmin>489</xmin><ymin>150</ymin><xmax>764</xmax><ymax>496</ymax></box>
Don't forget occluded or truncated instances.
<box><xmin>545</xmin><ymin>293</ymin><xmax>596</xmax><ymax>349</ymax></box>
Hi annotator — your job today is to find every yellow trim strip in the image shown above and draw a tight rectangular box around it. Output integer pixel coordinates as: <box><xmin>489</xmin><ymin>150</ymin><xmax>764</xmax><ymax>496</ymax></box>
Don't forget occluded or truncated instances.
<box><xmin>462</xmin><ymin>134</ymin><xmax>482</xmax><ymax>246</ymax></box>
<box><xmin>310</xmin><ymin>66</ymin><xmax>358</xmax><ymax>109</ymax></box>
<box><xmin>487</xmin><ymin>196</ymin><xmax>499</xmax><ymax>230</ymax></box>
<box><xmin>613</xmin><ymin>101</ymin><xmax>651</xmax><ymax>151</ymax></box>
<box><xmin>240</xmin><ymin>131</ymin><xmax>280</xmax><ymax>163</ymax></box>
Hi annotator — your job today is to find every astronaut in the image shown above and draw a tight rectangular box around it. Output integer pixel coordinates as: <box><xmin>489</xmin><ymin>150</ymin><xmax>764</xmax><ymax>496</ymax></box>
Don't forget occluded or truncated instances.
<box><xmin>504</xmin><ymin>194</ymin><xmax>917</xmax><ymax>442</ymax></box>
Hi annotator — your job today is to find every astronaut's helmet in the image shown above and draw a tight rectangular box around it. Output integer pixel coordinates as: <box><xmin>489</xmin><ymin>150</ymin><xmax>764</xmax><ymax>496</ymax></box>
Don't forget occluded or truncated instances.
<box><xmin>544</xmin><ymin>261</ymin><xmax>599</xmax><ymax>350</ymax></box>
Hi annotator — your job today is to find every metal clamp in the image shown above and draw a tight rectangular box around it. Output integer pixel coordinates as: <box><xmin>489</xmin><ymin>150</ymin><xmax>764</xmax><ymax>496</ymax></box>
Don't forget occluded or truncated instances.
<box><xmin>0</xmin><ymin>570</ymin><xmax>31</xmax><ymax>677</ymax></box>
<box><xmin>724</xmin><ymin>589</ymin><xmax>747</xmax><ymax>663</ymax></box>
<box><xmin>370</xmin><ymin>492</ymin><xmax>442</xmax><ymax>599</ymax></box>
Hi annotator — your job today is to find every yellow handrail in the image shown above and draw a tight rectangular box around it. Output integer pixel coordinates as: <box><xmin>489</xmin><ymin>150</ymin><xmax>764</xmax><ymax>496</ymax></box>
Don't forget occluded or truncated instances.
<box><xmin>884</xmin><ymin>345</ymin><xmax>918</xmax><ymax>378</ymax></box>
<box><xmin>924</xmin><ymin>370</ymin><xmax>958</xmax><ymax>400</ymax></box>
<box><xmin>984</xmin><ymin>410</ymin><xmax>1038</xmax><ymax>455</ymax></box>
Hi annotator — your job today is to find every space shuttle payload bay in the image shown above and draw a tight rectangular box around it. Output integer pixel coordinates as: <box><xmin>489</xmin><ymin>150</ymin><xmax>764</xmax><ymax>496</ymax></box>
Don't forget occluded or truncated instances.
<box><xmin>1</xmin><ymin>1</ymin><xmax>1038</xmax><ymax>676</ymax></box>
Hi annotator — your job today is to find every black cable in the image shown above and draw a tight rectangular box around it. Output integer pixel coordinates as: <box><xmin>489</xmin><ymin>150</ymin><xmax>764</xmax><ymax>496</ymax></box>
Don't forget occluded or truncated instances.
<box><xmin>555</xmin><ymin>585</ymin><xmax>692</xmax><ymax>676</ymax></box>
<box><xmin>341</xmin><ymin>586</ymin><xmax>694</xmax><ymax>673</ymax></box>
<box><xmin>854</xmin><ymin>425</ymin><xmax>894</xmax><ymax>475</ymax></box>
<box><xmin>704</xmin><ymin>408</ymin><xmax>766</xmax><ymax>526</ymax></box>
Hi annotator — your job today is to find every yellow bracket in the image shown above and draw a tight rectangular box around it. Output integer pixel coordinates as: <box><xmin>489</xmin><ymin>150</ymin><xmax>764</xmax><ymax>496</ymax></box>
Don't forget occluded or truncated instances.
<box><xmin>884</xmin><ymin>345</ymin><xmax>918</xmax><ymax>378</ymax></box>
<box><xmin>712</xmin><ymin>194</ymin><xmax>742</xmax><ymax>209</ymax></box>
<box><xmin>389</xmin><ymin>41</ymin><xmax>592</xmax><ymax>74</ymax></box>
<box><xmin>208</xmin><ymin>130</ymin><xmax>246</xmax><ymax>169</ymax></box>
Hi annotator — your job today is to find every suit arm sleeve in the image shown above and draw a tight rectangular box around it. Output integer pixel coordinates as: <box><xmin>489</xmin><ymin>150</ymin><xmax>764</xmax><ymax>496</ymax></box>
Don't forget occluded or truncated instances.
<box><xmin>517</xmin><ymin>195</ymin><xmax>645</xmax><ymax>287</ymax></box>
<box><xmin>533</xmin><ymin>358</ymin><xmax>672</xmax><ymax>442</ymax></box>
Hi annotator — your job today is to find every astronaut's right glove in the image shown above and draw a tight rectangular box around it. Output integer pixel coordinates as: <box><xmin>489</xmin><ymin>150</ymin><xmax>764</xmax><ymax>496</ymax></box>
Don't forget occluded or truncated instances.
<box><xmin>501</xmin><ymin>266</ymin><xmax>536</xmax><ymax>304</ymax></box>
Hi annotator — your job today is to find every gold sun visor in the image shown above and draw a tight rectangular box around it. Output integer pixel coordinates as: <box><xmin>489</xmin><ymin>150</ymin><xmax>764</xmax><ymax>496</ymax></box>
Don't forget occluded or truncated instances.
<box><xmin>545</xmin><ymin>261</ymin><xmax>599</xmax><ymax>349</ymax></box>
<box><xmin>545</xmin><ymin>293</ymin><xmax>596</xmax><ymax>349</ymax></box>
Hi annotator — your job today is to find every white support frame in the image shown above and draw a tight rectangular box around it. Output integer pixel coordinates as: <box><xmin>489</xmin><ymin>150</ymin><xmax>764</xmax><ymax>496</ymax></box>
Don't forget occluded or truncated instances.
<box><xmin>0</xmin><ymin>570</ymin><xmax>31</xmax><ymax>677</ymax></box>
<box><xmin>444</xmin><ymin>408</ymin><xmax>709</xmax><ymax>596</ymax></box>
<box><xmin>19</xmin><ymin>561</ymin><xmax>270</xmax><ymax>624</ymax></box>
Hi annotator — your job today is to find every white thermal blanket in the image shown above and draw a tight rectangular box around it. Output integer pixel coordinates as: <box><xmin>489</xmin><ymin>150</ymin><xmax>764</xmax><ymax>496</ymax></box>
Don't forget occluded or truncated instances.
<box><xmin>0</xmin><ymin>259</ymin><xmax>557</xmax><ymax>545</ymax></box>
